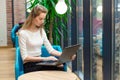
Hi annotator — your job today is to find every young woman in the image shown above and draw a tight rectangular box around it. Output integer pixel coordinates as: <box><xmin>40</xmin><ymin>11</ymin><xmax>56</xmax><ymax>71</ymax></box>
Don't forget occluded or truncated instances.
<box><xmin>18</xmin><ymin>5</ymin><xmax>75</xmax><ymax>73</ymax></box>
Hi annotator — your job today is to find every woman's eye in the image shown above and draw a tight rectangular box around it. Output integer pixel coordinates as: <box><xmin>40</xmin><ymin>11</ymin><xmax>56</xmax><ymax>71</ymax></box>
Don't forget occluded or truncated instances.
<box><xmin>39</xmin><ymin>18</ymin><xmax>43</xmax><ymax>20</ymax></box>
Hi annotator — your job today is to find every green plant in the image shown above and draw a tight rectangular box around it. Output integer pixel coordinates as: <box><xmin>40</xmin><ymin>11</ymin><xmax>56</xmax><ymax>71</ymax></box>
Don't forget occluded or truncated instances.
<box><xmin>26</xmin><ymin>0</ymin><xmax>72</xmax><ymax>45</ymax></box>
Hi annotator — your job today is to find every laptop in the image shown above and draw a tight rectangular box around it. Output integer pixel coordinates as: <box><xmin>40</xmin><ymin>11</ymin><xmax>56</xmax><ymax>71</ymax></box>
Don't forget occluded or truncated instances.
<box><xmin>36</xmin><ymin>44</ymin><xmax>80</xmax><ymax>66</ymax></box>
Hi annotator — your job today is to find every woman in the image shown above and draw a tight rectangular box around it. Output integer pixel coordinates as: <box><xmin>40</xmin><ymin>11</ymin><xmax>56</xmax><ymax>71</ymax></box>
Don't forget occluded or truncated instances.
<box><xmin>18</xmin><ymin>5</ymin><xmax>75</xmax><ymax>73</ymax></box>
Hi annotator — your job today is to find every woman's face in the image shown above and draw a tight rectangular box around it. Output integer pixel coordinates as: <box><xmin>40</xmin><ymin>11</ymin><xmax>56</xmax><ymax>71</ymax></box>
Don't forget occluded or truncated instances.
<box><xmin>33</xmin><ymin>13</ymin><xmax>46</xmax><ymax>28</ymax></box>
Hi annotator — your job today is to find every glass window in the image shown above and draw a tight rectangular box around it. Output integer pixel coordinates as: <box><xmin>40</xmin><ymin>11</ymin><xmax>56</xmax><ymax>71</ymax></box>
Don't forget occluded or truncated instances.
<box><xmin>76</xmin><ymin>0</ymin><xmax>84</xmax><ymax>80</ymax></box>
<box><xmin>92</xmin><ymin>0</ymin><xmax>103</xmax><ymax>80</ymax></box>
<box><xmin>114</xmin><ymin>0</ymin><xmax>120</xmax><ymax>80</ymax></box>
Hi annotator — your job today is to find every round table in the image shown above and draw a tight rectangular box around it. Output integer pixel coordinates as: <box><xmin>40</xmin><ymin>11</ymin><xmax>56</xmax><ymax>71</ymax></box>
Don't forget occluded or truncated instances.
<box><xmin>18</xmin><ymin>71</ymin><xmax>79</xmax><ymax>80</ymax></box>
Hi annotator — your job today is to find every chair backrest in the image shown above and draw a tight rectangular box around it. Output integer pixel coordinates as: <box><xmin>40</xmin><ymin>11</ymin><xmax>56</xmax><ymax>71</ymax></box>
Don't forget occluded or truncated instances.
<box><xmin>15</xmin><ymin>47</ymin><xmax>24</xmax><ymax>80</ymax></box>
<box><xmin>15</xmin><ymin>35</ymin><xmax>19</xmax><ymax>48</ymax></box>
<box><xmin>16</xmin><ymin>48</ymin><xmax>24</xmax><ymax>70</ymax></box>
<box><xmin>11</xmin><ymin>24</ymin><xmax>21</xmax><ymax>46</ymax></box>
<box><xmin>41</xmin><ymin>45</ymin><xmax>62</xmax><ymax>57</ymax></box>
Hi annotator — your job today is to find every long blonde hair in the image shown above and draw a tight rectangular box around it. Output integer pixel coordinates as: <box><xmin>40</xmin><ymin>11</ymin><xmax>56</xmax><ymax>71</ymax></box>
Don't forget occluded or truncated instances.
<box><xmin>21</xmin><ymin>5</ymin><xmax>48</xmax><ymax>31</ymax></box>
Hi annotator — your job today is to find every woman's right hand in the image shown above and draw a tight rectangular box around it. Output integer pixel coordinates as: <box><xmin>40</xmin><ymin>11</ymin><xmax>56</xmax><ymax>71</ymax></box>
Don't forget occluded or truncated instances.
<box><xmin>46</xmin><ymin>56</ymin><xmax>58</xmax><ymax>61</ymax></box>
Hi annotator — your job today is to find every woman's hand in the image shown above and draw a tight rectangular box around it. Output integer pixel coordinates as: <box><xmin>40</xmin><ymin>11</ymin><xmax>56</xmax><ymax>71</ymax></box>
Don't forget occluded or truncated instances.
<box><xmin>71</xmin><ymin>54</ymin><xmax>76</xmax><ymax>60</ymax></box>
<box><xmin>46</xmin><ymin>56</ymin><xmax>58</xmax><ymax>61</ymax></box>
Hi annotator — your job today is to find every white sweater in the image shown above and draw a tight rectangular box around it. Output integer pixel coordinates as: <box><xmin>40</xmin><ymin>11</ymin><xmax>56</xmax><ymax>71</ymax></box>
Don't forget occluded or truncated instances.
<box><xmin>18</xmin><ymin>29</ymin><xmax>54</xmax><ymax>62</ymax></box>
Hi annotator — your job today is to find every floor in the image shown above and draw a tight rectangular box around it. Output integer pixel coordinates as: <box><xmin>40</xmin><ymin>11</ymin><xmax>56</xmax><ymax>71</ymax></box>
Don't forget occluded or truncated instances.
<box><xmin>0</xmin><ymin>47</ymin><xmax>15</xmax><ymax>80</ymax></box>
<box><xmin>96</xmin><ymin>56</ymin><xmax>102</xmax><ymax>80</ymax></box>
<box><xmin>0</xmin><ymin>47</ymin><xmax>80</xmax><ymax>80</ymax></box>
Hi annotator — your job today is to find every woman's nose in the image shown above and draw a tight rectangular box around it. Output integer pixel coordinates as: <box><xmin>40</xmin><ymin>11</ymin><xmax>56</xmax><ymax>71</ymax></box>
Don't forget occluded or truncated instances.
<box><xmin>41</xmin><ymin>20</ymin><xmax>44</xmax><ymax>23</ymax></box>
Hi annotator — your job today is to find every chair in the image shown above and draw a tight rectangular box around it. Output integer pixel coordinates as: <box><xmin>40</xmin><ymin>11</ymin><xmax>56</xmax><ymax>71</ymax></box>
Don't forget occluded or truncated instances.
<box><xmin>11</xmin><ymin>24</ymin><xmax>21</xmax><ymax>47</ymax></box>
<box><xmin>15</xmin><ymin>35</ymin><xmax>19</xmax><ymax>48</ymax></box>
<box><xmin>15</xmin><ymin>46</ymin><xmax>67</xmax><ymax>80</ymax></box>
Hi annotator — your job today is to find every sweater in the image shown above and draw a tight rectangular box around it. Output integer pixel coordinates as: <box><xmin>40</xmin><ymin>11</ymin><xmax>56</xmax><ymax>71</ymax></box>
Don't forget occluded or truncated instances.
<box><xmin>18</xmin><ymin>29</ymin><xmax>54</xmax><ymax>62</ymax></box>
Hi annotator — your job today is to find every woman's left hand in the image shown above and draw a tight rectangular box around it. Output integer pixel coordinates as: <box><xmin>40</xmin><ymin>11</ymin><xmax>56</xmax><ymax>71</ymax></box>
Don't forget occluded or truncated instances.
<box><xmin>71</xmin><ymin>54</ymin><xmax>76</xmax><ymax>60</ymax></box>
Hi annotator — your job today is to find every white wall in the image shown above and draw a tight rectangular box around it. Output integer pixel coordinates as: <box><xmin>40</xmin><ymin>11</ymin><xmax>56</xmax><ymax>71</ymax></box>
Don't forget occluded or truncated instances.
<box><xmin>0</xmin><ymin>0</ymin><xmax>7</xmax><ymax>46</ymax></box>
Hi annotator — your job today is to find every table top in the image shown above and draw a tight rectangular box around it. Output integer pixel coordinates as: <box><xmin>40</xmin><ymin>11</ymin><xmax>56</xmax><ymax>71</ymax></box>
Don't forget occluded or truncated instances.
<box><xmin>18</xmin><ymin>71</ymin><xmax>78</xmax><ymax>80</ymax></box>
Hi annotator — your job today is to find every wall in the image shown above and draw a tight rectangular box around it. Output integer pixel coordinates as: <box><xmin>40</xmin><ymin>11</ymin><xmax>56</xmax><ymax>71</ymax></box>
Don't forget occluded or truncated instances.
<box><xmin>0</xmin><ymin>0</ymin><xmax>7</xmax><ymax>46</ymax></box>
<box><xmin>14</xmin><ymin>0</ymin><xmax>26</xmax><ymax>24</ymax></box>
<box><xmin>6</xmin><ymin>0</ymin><xmax>13</xmax><ymax>46</ymax></box>
<box><xmin>6</xmin><ymin>0</ymin><xmax>26</xmax><ymax>46</ymax></box>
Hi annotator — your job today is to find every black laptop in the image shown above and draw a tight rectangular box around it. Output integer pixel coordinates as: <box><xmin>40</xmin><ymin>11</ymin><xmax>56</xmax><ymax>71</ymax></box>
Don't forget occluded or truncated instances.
<box><xmin>36</xmin><ymin>44</ymin><xmax>80</xmax><ymax>66</ymax></box>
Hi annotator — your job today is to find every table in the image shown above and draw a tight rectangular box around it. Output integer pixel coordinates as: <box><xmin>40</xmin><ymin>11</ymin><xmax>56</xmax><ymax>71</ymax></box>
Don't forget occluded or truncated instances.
<box><xmin>18</xmin><ymin>71</ymin><xmax>79</xmax><ymax>80</ymax></box>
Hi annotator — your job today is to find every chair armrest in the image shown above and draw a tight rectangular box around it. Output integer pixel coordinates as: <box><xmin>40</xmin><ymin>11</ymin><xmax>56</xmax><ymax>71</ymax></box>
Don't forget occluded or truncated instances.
<box><xmin>52</xmin><ymin>45</ymin><xmax>67</xmax><ymax>71</ymax></box>
<box><xmin>53</xmin><ymin>45</ymin><xmax>67</xmax><ymax>71</ymax></box>
<box><xmin>41</xmin><ymin>45</ymin><xmax>67</xmax><ymax>71</ymax></box>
